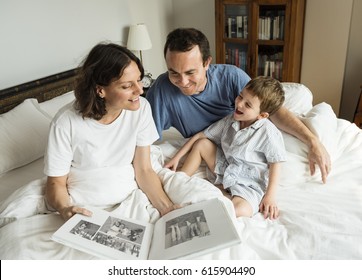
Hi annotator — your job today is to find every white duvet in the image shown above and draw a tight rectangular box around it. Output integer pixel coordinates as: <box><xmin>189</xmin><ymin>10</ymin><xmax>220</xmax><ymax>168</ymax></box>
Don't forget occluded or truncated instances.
<box><xmin>1</xmin><ymin>103</ymin><xmax>362</xmax><ymax>260</ymax></box>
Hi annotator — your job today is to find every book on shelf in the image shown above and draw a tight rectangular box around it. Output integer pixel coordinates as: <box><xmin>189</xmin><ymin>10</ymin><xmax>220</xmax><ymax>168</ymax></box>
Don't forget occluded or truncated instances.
<box><xmin>51</xmin><ymin>198</ymin><xmax>241</xmax><ymax>260</ymax></box>
<box><xmin>236</xmin><ymin>15</ymin><xmax>243</xmax><ymax>38</ymax></box>
<box><xmin>226</xmin><ymin>48</ymin><xmax>247</xmax><ymax>71</ymax></box>
<box><xmin>262</xmin><ymin>60</ymin><xmax>283</xmax><ymax>80</ymax></box>
<box><xmin>227</xmin><ymin>15</ymin><xmax>248</xmax><ymax>39</ymax></box>
<box><xmin>243</xmin><ymin>15</ymin><xmax>248</xmax><ymax>38</ymax></box>
<box><xmin>227</xmin><ymin>17</ymin><xmax>237</xmax><ymax>38</ymax></box>
<box><xmin>258</xmin><ymin>14</ymin><xmax>285</xmax><ymax>40</ymax></box>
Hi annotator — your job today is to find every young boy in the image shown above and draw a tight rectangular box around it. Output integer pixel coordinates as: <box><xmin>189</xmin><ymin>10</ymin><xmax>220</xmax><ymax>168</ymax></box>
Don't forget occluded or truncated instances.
<box><xmin>165</xmin><ymin>76</ymin><xmax>286</xmax><ymax>219</ymax></box>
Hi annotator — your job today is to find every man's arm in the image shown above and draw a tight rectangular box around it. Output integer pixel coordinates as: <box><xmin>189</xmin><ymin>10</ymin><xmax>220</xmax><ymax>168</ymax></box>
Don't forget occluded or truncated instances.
<box><xmin>270</xmin><ymin>106</ymin><xmax>331</xmax><ymax>183</ymax></box>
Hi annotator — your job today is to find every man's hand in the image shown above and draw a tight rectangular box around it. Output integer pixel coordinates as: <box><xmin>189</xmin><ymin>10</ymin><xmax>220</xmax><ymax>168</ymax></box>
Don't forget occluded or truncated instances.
<box><xmin>308</xmin><ymin>138</ymin><xmax>331</xmax><ymax>184</ymax></box>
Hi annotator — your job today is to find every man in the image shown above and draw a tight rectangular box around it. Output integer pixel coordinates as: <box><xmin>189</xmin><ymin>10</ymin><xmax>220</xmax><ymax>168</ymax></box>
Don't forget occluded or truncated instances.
<box><xmin>146</xmin><ymin>28</ymin><xmax>331</xmax><ymax>183</ymax></box>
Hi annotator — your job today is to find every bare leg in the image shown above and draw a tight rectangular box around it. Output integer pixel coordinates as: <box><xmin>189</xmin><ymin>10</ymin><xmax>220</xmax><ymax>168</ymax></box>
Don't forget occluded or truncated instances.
<box><xmin>196</xmin><ymin>216</ymin><xmax>204</xmax><ymax>236</ymax></box>
<box><xmin>231</xmin><ymin>196</ymin><xmax>253</xmax><ymax>218</ymax></box>
<box><xmin>181</xmin><ymin>138</ymin><xmax>217</xmax><ymax>176</ymax></box>
<box><xmin>174</xmin><ymin>223</ymin><xmax>181</xmax><ymax>241</ymax></box>
<box><xmin>185</xmin><ymin>221</ymin><xmax>193</xmax><ymax>239</ymax></box>
<box><xmin>170</xmin><ymin>225</ymin><xmax>176</xmax><ymax>243</ymax></box>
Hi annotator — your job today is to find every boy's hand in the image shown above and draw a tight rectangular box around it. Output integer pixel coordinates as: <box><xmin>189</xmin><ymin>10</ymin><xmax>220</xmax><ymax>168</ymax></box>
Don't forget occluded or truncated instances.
<box><xmin>259</xmin><ymin>196</ymin><xmax>279</xmax><ymax>219</ymax></box>
<box><xmin>164</xmin><ymin>158</ymin><xmax>180</xmax><ymax>171</ymax></box>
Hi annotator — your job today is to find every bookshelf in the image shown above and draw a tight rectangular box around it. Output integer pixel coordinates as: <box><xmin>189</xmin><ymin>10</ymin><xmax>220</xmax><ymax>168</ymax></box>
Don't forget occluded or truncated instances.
<box><xmin>215</xmin><ymin>0</ymin><xmax>305</xmax><ymax>82</ymax></box>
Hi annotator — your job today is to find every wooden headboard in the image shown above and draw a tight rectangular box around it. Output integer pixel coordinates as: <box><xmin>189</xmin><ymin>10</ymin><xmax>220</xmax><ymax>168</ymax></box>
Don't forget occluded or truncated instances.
<box><xmin>0</xmin><ymin>68</ymin><xmax>78</xmax><ymax>114</ymax></box>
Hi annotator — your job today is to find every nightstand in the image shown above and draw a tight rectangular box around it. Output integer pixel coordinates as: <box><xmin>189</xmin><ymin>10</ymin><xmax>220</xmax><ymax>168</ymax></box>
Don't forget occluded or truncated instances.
<box><xmin>353</xmin><ymin>85</ymin><xmax>362</xmax><ymax>128</ymax></box>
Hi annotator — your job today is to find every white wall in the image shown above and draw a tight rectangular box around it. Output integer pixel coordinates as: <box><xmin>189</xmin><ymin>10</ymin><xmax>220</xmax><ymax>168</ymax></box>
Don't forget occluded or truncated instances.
<box><xmin>300</xmin><ymin>0</ymin><xmax>353</xmax><ymax>115</ymax></box>
<box><xmin>1</xmin><ymin>0</ymin><xmax>358</xmax><ymax>119</ymax></box>
<box><xmin>0</xmin><ymin>0</ymin><xmax>127</xmax><ymax>89</ymax></box>
<box><xmin>172</xmin><ymin>0</ymin><xmax>216</xmax><ymax>60</ymax></box>
<box><xmin>339</xmin><ymin>0</ymin><xmax>362</xmax><ymax>121</ymax></box>
<box><xmin>0</xmin><ymin>0</ymin><xmax>171</xmax><ymax>90</ymax></box>
<box><xmin>126</xmin><ymin>0</ymin><xmax>173</xmax><ymax>77</ymax></box>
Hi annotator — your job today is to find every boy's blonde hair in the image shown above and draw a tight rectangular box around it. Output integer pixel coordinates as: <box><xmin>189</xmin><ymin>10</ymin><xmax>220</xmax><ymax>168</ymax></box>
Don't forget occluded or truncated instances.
<box><xmin>244</xmin><ymin>76</ymin><xmax>285</xmax><ymax>116</ymax></box>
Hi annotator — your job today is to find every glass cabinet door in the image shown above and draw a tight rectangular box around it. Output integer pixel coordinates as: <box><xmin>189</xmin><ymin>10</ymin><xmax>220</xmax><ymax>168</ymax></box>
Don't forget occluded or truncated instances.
<box><xmin>256</xmin><ymin>5</ymin><xmax>286</xmax><ymax>80</ymax></box>
<box><xmin>225</xmin><ymin>4</ymin><xmax>249</xmax><ymax>39</ymax></box>
<box><xmin>223</xmin><ymin>4</ymin><xmax>249</xmax><ymax>72</ymax></box>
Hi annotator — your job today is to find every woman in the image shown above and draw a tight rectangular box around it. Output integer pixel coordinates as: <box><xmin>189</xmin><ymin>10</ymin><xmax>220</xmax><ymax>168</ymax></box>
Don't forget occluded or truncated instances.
<box><xmin>44</xmin><ymin>43</ymin><xmax>177</xmax><ymax>221</ymax></box>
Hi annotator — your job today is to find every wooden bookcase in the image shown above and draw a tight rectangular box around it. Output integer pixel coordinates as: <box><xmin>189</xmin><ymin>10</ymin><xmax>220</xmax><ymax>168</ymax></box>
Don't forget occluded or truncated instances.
<box><xmin>215</xmin><ymin>0</ymin><xmax>305</xmax><ymax>82</ymax></box>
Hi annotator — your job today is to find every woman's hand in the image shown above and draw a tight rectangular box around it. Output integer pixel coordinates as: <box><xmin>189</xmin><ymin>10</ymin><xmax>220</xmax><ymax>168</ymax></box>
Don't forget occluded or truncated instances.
<box><xmin>159</xmin><ymin>203</ymin><xmax>182</xmax><ymax>217</ymax></box>
<box><xmin>58</xmin><ymin>206</ymin><xmax>92</xmax><ymax>221</ymax></box>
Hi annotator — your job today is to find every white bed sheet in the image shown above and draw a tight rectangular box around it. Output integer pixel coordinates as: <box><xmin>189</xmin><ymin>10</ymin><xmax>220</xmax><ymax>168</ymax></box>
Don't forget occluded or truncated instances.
<box><xmin>0</xmin><ymin>158</ymin><xmax>44</xmax><ymax>203</ymax></box>
<box><xmin>1</xmin><ymin>84</ymin><xmax>362</xmax><ymax>260</ymax></box>
<box><xmin>1</xmin><ymin>114</ymin><xmax>362</xmax><ymax>260</ymax></box>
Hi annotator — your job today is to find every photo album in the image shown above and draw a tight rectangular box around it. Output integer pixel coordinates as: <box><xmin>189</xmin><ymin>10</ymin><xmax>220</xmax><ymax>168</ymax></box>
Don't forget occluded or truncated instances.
<box><xmin>51</xmin><ymin>198</ymin><xmax>241</xmax><ymax>260</ymax></box>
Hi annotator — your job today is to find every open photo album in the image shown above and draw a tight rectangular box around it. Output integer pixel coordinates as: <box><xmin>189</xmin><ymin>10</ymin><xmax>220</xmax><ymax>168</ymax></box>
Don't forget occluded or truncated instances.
<box><xmin>51</xmin><ymin>198</ymin><xmax>241</xmax><ymax>260</ymax></box>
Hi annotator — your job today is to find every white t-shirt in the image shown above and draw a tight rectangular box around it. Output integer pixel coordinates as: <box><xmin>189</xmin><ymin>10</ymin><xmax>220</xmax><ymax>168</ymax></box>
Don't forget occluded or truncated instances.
<box><xmin>44</xmin><ymin>97</ymin><xmax>159</xmax><ymax>208</ymax></box>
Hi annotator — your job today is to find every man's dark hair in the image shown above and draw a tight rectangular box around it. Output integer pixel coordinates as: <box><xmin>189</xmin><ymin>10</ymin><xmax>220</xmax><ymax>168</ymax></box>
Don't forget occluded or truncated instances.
<box><xmin>164</xmin><ymin>28</ymin><xmax>211</xmax><ymax>65</ymax></box>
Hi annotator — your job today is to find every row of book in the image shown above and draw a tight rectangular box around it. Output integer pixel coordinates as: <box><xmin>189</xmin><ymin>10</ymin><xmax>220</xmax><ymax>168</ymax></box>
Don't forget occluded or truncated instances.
<box><xmin>225</xmin><ymin>48</ymin><xmax>247</xmax><ymax>71</ymax></box>
<box><xmin>260</xmin><ymin>60</ymin><xmax>283</xmax><ymax>80</ymax></box>
<box><xmin>258</xmin><ymin>15</ymin><xmax>285</xmax><ymax>40</ymax></box>
<box><xmin>225</xmin><ymin>14</ymin><xmax>285</xmax><ymax>41</ymax></box>
<box><xmin>225</xmin><ymin>49</ymin><xmax>284</xmax><ymax>80</ymax></box>
<box><xmin>225</xmin><ymin>15</ymin><xmax>248</xmax><ymax>39</ymax></box>
<box><xmin>258</xmin><ymin>52</ymin><xmax>283</xmax><ymax>80</ymax></box>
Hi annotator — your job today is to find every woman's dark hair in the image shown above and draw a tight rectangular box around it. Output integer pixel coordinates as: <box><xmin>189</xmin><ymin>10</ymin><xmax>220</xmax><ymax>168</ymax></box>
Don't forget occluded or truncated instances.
<box><xmin>74</xmin><ymin>42</ymin><xmax>144</xmax><ymax>120</ymax></box>
<box><xmin>163</xmin><ymin>28</ymin><xmax>211</xmax><ymax>65</ymax></box>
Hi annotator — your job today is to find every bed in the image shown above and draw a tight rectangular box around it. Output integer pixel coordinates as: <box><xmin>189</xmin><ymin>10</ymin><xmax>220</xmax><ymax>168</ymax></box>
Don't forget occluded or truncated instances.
<box><xmin>1</xmin><ymin>69</ymin><xmax>362</xmax><ymax>260</ymax></box>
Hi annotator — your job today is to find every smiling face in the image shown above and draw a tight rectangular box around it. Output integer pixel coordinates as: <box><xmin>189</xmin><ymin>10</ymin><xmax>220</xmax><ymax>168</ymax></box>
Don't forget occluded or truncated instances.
<box><xmin>98</xmin><ymin>61</ymin><xmax>143</xmax><ymax>118</ymax></box>
<box><xmin>234</xmin><ymin>88</ymin><xmax>268</xmax><ymax>127</ymax></box>
<box><xmin>165</xmin><ymin>45</ymin><xmax>211</xmax><ymax>96</ymax></box>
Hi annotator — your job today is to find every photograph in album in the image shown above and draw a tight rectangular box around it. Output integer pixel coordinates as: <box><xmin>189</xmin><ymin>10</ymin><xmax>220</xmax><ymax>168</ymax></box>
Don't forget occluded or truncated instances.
<box><xmin>51</xmin><ymin>198</ymin><xmax>241</xmax><ymax>260</ymax></box>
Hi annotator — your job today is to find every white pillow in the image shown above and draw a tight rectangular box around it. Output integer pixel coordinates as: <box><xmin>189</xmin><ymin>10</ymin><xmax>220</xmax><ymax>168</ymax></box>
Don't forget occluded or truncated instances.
<box><xmin>282</xmin><ymin>82</ymin><xmax>313</xmax><ymax>115</ymax></box>
<box><xmin>279</xmin><ymin>102</ymin><xmax>337</xmax><ymax>186</ymax></box>
<box><xmin>299</xmin><ymin>102</ymin><xmax>338</xmax><ymax>159</ymax></box>
<box><xmin>0</xmin><ymin>99</ymin><xmax>51</xmax><ymax>175</ymax></box>
<box><xmin>38</xmin><ymin>91</ymin><xmax>75</xmax><ymax>119</ymax></box>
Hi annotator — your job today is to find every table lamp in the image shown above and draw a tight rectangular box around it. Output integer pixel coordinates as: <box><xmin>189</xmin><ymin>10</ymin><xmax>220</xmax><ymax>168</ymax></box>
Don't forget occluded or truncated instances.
<box><xmin>126</xmin><ymin>23</ymin><xmax>152</xmax><ymax>65</ymax></box>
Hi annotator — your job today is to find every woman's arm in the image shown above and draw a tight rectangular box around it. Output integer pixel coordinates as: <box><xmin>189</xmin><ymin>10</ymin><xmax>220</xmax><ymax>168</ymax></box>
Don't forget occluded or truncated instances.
<box><xmin>270</xmin><ymin>106</ymin><xmax>331</xmax><ymax>183</ymax></box>
<box><xmin>164</xmin><ymin>131</ymin><xmax>206</xmax><ymax>171</ymax></box>
<box><xmin>133</xmin><ymin>145</ymin><xmax>179</xmax><ymax>216</ymax></box>
<box><xmin>45</xmin><ymin>175</ymin><xmax>92</xmax><ymax>220</ymax></box>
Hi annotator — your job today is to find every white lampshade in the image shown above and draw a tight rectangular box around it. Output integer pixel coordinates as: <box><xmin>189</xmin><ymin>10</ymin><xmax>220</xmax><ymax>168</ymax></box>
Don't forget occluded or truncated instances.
<box><xmin>127</xmin><ymin>23</ymin><xmax>152</xmax><ymax>51</ymax></box>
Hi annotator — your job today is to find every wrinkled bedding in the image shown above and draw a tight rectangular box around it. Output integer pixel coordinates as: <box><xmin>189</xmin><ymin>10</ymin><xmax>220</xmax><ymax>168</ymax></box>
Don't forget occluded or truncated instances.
<box><xmin>1</xmin><ymin>103</ymin><xmax>362</xmax><ymax>260</ymax></box>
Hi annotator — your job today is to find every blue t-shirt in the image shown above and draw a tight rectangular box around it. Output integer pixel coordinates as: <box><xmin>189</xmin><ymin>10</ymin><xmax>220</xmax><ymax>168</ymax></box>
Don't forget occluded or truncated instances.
<box><xmin>146</xmin><ymin>64</ymin><xmax>251</xmax><ymax>139</ymax></box>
